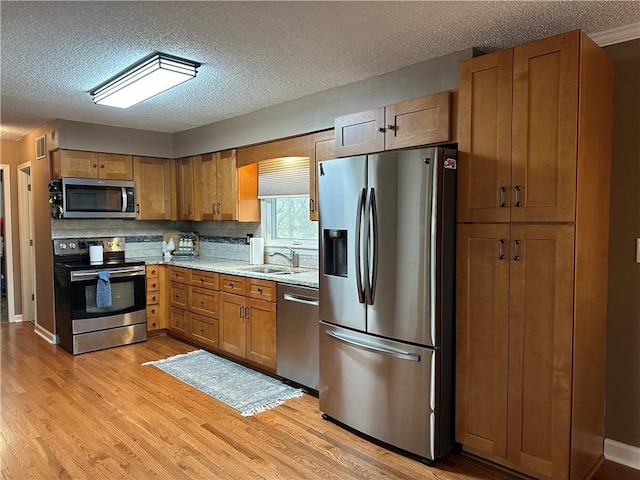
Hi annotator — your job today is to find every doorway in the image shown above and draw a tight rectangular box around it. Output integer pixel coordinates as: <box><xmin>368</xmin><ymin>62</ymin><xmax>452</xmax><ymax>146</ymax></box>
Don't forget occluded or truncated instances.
<box><xmin>18</xmin><ymin>163</ymin><xmax>36</xmax><ymax>325</ymax></box>
<box><xmin>0</xmin><ymin>165</ymin><xmax>15</xmax><ymax>323</ymax></box>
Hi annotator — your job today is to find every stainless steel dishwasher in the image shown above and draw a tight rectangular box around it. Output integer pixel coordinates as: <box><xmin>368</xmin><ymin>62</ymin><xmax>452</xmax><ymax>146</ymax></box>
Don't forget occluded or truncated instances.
<box><xmin>277</xmin><ymin>284</ymin><xmax>319</xmax><ymax>392</ymax></box>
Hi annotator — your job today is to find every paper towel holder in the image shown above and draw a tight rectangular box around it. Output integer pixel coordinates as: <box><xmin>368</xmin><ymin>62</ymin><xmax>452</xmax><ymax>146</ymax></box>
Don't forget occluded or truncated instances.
<box><xmin>249</xmin><ymin>237</ymin><xmax>264</xmax><ymax>265</ymax></box>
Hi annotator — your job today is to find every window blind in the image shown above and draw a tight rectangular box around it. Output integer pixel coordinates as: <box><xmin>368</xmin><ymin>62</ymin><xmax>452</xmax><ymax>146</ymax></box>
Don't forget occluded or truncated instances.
<box><xmin>258</xmin><ymin>156</ymin><xmax>310</xmax><ymax>198</ymax></box>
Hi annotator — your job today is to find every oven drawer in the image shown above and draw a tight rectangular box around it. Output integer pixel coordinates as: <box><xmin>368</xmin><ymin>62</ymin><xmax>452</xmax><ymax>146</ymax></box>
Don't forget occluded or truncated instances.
<box><xmin>73</xmin><ymin>322</ymin><xmax>147</xmax><ymax>355</ymax></box>
<box><xmin>72</xmin><ymin>309</ymin><xmax>146</xmax><ymax>334</ymax></box>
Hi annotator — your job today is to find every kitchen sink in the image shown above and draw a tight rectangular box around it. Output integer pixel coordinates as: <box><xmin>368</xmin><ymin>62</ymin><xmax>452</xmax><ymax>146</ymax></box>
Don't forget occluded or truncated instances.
<box><xmin>242</xmin><ymin>266</ymin><xmax>296</xmax><ymax>275</ymax></box>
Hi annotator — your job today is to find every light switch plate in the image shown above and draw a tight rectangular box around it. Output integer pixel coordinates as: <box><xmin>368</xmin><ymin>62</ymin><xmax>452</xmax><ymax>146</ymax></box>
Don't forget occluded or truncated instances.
<box><xmin>637</xmin><ymin>238</ymin><xmax>640</xmax><ymax>264</ymax></box>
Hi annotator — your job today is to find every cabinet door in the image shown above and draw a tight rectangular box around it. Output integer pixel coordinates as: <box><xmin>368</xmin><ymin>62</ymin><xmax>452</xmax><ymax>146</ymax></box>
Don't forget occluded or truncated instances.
<box><xmin>245</xmin><ymin>298</ymin><xmax>277</xmax><ymax>371</ymax></box>
<box><xmin>59</xmin><ymin>150</ymin><xmax>99</xmax><ymax>178</ymax></box>
<box><xmin>455</xmin><ymin>224</ymin><xmax>510</xmax><ymax>458</ymax></box>
<box><xmin>217</xmin><ymin>150</ymin><xmax>238</xmax><ymax>221</ymax></box>
<box><xmin>97</xmin><ymin>153</ymin><xmax>133</xmax><ymax>180</ymax></box>
<box><xmin>133</xmin><ymin>156</ymin><xmax>172</xmax><ymax>220</ymax></box>
<box><xmin>511</xmin><ymin>32</ymin><xmax>579</xmax><ymax>223</ymax></box>
<box><xmin>310</xmin><ymin>130</ymin><xmax>335</xmax><ymax>221</ymax></box>
<box><xmin>457</xmin><ymin>50</ymin><xmax>513</xmax><ymax>223</ymax></box>
<box><xmin>176</xmin><ymin>157</ymin><xmax>200</xmax><ymax>220</ymax></box>
<box><xmin>334</xmin><ymin>107</ymin><xmax>385</xmax><ymax>157</ymax></box>
<box><xmin>199</xmin><ymin>153</ymin><xmax>218</xmax><ymax>221</ymax></box>
<box><xmin>384</xmin><ymin>91</ymin><xmax>451</xmax><ymax>151</ymax></box>
<box><xmin>507</xmin><ymin>224</ymin><xmax>574</xmax><ymax>479</ymax></box>
<box><xmin>168</xmin><ymin>307</ymin><xmax>189</xmax><ymax>336</ymax></box>
<box><xmin>220</xmin><ymin>293</ymin><xmax>246</xmax><ymax>357</ymax></box>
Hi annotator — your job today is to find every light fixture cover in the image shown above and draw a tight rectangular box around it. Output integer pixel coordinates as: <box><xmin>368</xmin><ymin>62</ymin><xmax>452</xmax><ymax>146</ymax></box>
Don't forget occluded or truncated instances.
<box><xmin>90</xmin><ymin>53</ymin><xmax>200</xmax><ymax>108</ymax></box>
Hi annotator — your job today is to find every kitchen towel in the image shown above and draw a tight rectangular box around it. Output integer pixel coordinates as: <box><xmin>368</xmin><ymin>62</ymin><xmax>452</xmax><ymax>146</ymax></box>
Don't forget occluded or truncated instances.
<box><xmin>96</xmin><ymin>271</ymin><xmax>112</xmax><ymax>308</ymax></box>
<box><xmin>249</xmin><ymin>237</ymin><xmax>264</xmax><ymax>265</ymax></box>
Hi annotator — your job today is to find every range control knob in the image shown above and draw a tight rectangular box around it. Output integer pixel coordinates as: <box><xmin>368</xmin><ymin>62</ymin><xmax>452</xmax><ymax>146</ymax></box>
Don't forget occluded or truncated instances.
<box><xmin>59</xmin><ymin>243</ymin><xmax>67</xmax><ymax>250</ymax></box>
<box><xmin>106</xmin><ymin>241</ymin><xmax>112</xmax><ymax>247</ymax></box>
<box><xmin>69</xmin><ymin>242</ymin><xmax>76</xmax><ymax>249</ymax></box>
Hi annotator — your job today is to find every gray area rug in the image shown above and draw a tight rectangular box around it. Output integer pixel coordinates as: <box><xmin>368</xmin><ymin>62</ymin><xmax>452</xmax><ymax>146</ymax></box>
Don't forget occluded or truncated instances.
<box><xmin>143</xmin><ymin>349</ymin><xmax>303</xmax><ymax>416</ymax></box>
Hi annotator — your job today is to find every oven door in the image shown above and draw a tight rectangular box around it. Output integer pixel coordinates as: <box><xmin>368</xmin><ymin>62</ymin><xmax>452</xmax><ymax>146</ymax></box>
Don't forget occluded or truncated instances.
<box><xmin>69</xmin><ymin>265</ymin><xmax>146</xmax><ymax>320</ymax></box>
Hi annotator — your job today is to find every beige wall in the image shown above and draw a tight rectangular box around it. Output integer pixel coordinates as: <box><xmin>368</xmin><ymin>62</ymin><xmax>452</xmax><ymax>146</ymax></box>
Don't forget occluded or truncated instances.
<box><xmin>14</xmin><ymin>123</ymin><xmax>58</xmax><ymax>333</ymax></box>
<box><xmin>604</xmin><ymin>39</ymin><xmax>640</xmax><ymax>448</ymax></box>
<box><xmin>0</xmin><ymin>139</ymin><xmax>22</xmax><ymax>315</ymax></box>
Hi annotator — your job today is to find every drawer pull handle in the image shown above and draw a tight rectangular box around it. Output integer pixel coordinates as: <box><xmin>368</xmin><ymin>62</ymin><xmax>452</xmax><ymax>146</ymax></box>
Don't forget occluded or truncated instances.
<box><xmin>201</xmin><ymin>300</ymin><xmax>206</xmax><ymax>307</ymax></box>
<box><xmin>257</xmin><ymin>287</ymin><xmax>263</xmax><ymax>294</ymax></box>
<box><xmin>513</xmin><ymin>239</ymin><xmax>521</xmax><ymax>261</ymax></box>
<box><xmin>200</xmin><ymin>328</ymin><xmax>205</xmax><ymax>334</ymax></box>
<box><xmin>201</xmin><ymin>277</ymin><xmax>205</xmax><ymax>283</ymax></box>
<box><xmin>152</xmin><ymin>283</ymin><xmax>157</xmax><ymax>288</ymax></box>
<box><xmin>229</xmin><ymin>282</ymin><xmax>234</xmax><ymax>288</ymax></box>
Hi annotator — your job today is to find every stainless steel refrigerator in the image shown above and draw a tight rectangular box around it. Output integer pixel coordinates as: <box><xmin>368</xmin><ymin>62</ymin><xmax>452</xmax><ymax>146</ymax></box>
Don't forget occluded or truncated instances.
<box><xmin>318</xmin><ymin>146</ymin><xmax>456</xmax><ymax>463</ymax></box>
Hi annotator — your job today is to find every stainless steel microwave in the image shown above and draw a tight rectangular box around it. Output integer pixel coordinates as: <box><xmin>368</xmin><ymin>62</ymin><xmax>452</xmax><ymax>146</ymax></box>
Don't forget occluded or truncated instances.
<box><xmin>49</xmin><ymin>178</ymin><xmax>136</xmax><ymax>219</ymax></box>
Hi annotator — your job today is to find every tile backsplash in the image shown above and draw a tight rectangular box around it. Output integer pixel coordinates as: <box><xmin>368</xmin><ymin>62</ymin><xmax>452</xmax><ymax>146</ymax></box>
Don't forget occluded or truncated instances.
<box><xmin>51</xmin><ymin>219</ymin><xmax>318</xmax><ymax>268</ymax></box>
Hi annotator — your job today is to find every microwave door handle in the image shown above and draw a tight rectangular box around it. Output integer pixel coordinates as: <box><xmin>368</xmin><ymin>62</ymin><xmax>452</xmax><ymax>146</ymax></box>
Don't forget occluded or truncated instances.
<box><xmin>121</xmin><ymin>187</ymin><xmax>127</xmax><ymax>213</ymax></box>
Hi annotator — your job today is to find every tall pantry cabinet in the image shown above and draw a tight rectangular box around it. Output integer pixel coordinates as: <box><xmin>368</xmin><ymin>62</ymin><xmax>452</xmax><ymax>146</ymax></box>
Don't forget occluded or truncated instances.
<box><xmin>455</xmin><ymin>30</ymin><xmax>613</xmax><ymax>480</ymax></box>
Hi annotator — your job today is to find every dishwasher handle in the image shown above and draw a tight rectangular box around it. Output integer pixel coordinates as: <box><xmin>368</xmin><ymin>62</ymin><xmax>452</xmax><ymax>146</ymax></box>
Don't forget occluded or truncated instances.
<box><xmin>283</xmin><ymin>293</ymin><xmax>319</xmax><ymax>306</ymax></box>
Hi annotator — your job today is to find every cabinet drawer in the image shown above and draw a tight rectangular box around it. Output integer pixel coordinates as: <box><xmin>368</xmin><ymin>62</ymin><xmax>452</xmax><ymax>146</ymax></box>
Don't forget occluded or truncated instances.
<box><xmin>147</xmin><ymin>315</ymin><xmax>161</xmax><ymax>331</ymax></box>
<box><xmin>146</xmin><ymin>265</ymin><xmax>160</xmax><ymax>278</ymax></box>
<box><xmin>146</xmin><ymin>277</ymin><xmax>160</xmax><ymax>292</ymax></box>
<box><xmin>147</xmin><ymin>304</ymin><xmax>161</xmax><ymax>318</ymax></box>
<box><xmin>190</xmin><ymin>313</ymin><xmax>219</xmax><ymax>349</ymax></box>
<box><xmin>190</xmin><ymin>287</ymin><xmax>219</xmax><ymax>318</ymax></box>
<box><xmin>146</xmin><ymin>291</ymin><xmax>160</xmax><ymax>305</ymax></box>
<box><xmin>247</xmin><ymin>278</ymin><xmax>276</xmax><ymax>302</ymax></box>
<box><xmin>169</xmin><ymin>282</ymin><xmax>189</xmax><ymax>309</ymax></box>
<box><xmin>168</xmin><ymin>307</ymin><xmax>189</xmax><ymax>335</ymax></box>
<box><xmin>220</xmin><ymin>275</ymin><xmax>246</xmax><ymax>295</ymax></box>
<box><xmin>169</xmin><ymin>266</ymin><xmax>189</xmax><ymax>283</ymax></box>
<box><xmin>189</xmin><ymin>269</ymin><xmax>219</xmax><ymax>290</ymax></box>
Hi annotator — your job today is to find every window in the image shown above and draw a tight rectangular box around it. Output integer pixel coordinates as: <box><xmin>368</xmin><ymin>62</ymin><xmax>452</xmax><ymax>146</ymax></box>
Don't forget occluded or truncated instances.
<box><xmin>262</xmin><ymin>197</ymin><xmax>318</xmax><ymax>247</ymax></box>
<box><xmin>258</xmin><ymin>156</ymin><xmax>318</xmax><ymax>248</ymax></box>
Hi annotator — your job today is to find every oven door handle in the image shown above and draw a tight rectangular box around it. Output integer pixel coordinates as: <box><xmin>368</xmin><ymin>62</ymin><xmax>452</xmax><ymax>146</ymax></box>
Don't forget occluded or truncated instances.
<box><xmin>70</xmin><ymin>266</ymin><xmax>146</xmax><ymax>281</ymax></box>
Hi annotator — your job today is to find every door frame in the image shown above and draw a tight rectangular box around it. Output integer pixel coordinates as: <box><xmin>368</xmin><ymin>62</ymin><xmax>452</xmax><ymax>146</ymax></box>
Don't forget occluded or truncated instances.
<box><xmin>0</xmin><ymin>164</ymin><xmax>16</xmax><ymax>322</ymax></box>
<box><xmin>18</xmin><ymin>162</ymin><xmax>36</xmax><ymax>325</ymax></box>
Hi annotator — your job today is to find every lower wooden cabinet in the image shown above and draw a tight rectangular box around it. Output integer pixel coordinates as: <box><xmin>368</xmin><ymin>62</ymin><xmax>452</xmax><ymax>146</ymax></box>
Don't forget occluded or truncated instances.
<box><xmin>220</xmin><ymin>274</ymin><xmax>277</xmax><ymax>371</ymax></box>
<box><xmin>146</xmin><ymin>265</ymin><xmax>167</xmax><ymax>333</ymax></box>
<box><xmin>456</xmin><ymin>223</ymin><xmax>577</xmax><ymax>479</ymax></box>
<box><xmin>166</xmin><ymin>268</ymin><xmax>277</xmax><ymax>372</ymax></box>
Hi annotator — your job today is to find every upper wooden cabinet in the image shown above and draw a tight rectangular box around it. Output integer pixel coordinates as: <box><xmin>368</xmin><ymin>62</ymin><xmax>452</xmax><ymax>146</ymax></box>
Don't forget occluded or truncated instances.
<box><xmin>334</xmin><ymin>91</ymin><xmax>451</xmax><ymax>157</ymax></box>
<box><xmin>133</xmin><ymin>156</ymin><xmax>174</xmax><ymax>220</ymax></box>
<box><xmin>51</xmin><ymin>150</ymin><xmax>133</xmax><ymax>180</ymax></box>
<box><xmin>236</xmin><ymin>135</ymin><xmax>311</xmax><ymax>167</ymax></box>
<box><xmin>309</xmin><ymin>130</ymin><xmax>335</xmax><ymax>221</ymax></box>
<box><xmin>457</xmin><ymin>32</ymin><xmax>580</xmax><ymax>223</ymax></box>
<box><xmin>176</xmin><ymin>156</ymin><xmax>200</xmax><ymax>221</ymax></box>
<box><xmin>200</xmin><ymin>149</ymin><xmax>259</xmax><ymax>222</ymax></box>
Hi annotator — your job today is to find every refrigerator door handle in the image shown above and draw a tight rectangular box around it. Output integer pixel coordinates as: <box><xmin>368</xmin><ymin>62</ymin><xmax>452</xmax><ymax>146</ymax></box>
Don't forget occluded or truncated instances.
<box><xmin>364</xmin><ymin>187</ymin><xmax>378</xmax><ymax>305</ymax></box>
<box><xmin>355</xmin><ymin>187</ymin><xmax>366</xmax><ymax>303</ymax></box>
<box><xmin>325</xmin><ymin>329</ymin><xmax>421</xmax><ymax>362</ymax></box>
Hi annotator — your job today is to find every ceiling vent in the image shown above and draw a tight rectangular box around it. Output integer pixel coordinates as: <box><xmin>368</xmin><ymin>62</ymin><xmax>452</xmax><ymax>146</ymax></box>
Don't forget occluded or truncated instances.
<box><xmin>35</xmin><ymin>135</ymin><xmax>46</xmax><ymax>159</ymax></box>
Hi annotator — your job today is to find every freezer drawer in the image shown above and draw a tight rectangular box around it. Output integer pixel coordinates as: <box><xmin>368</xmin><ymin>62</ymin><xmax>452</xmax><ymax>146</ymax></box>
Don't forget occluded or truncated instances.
<box><xmin>319</xmin><ymin>322</ymin><xmax>436</xmax><ymax>460</ymax></box>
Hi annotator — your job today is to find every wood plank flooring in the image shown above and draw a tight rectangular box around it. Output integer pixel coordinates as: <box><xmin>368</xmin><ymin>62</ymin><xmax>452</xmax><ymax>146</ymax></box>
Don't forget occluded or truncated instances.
<box><xmin>1</xmin><ymin>322</ymin><xmax>637</xmax><ymax>480</ymax></box>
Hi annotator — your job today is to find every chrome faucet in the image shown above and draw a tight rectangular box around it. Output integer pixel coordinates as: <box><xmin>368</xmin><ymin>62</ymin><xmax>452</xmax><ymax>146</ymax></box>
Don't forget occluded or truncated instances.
<box><xmin>269</xmin><ymin>248</ymin><xmax>298</xmax><ymax>268</ymax></box>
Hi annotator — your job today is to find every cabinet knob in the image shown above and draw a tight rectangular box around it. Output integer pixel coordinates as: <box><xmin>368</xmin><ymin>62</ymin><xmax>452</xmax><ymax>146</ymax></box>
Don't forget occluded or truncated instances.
<box><xmin>152</xmin><ymin>283</ymin><xmax>157</xmax><ymax>289</ymax></box>
<box><xmin>257</xmin><ymin>287</ymin><xmax>263</xmax><ymax>294</ymax></box>
<box><xmin>152</xmin><ymin>321</ymin><xmax>156</xmax><ymax>327</ymax></box>
<box><xmin>201</xmin><ymin>300</ymin><xmax>206</xmax><ymax>307</ymax></box>
<box><xmin>92</xmin><ymin>163</ymin><xmax>98</xmax><ymax>168</ymax></box>
<box><xmin>201</xmin><ymin>277</ymin><xmax>205</xmax><ymax>283</ymax></box>
<box><xmin>151</xmin><ymin>308</ymin><xmax>156</xmax><ymax>314</ymax></box>
<box><xmin>376</xmin><ymin>127</ymin><xmax>385</xmax><ymax>133</ymax></box>
<box><xmin>229</xmin><ymin>282</ymin><xmax>234</xmax><ymax>288</ymax></box>
<box><xmin>100</xmin><ymin>164</ymin><xmax>105</xmax><ymax>169</ymax></box>
<box><xmin>176</xmin><ymin>293</ymin><xmax>180</xmax><ymax>299</ymax></box>
<box><xmin>152</xmin><ymin>295</ymin><xmax>156</xmax><ymax>301</ymax></box>
<box><xmin>200</xmin><ymin>328</ymin><xmax>205</xmax><ymax>334</ymax></box>
<box><xmin>386</xmin><ymin>124</ymin><xmax>395</xmax><ymax>131</ymax></box>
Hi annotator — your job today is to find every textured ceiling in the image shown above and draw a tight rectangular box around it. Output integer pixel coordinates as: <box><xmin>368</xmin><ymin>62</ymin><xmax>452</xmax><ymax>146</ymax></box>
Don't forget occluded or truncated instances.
<box><xmin>1</xmin><ymin>1</ymin><xmax>639</xmax><ymax>141</ymax></box>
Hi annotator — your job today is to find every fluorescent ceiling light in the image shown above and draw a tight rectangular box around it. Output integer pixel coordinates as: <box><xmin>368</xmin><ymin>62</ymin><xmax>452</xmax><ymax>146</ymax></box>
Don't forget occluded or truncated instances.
<box><xmin>90</xmin><ymin>53</ymin><xmax>200</xmax><ymax>108</ymax></box>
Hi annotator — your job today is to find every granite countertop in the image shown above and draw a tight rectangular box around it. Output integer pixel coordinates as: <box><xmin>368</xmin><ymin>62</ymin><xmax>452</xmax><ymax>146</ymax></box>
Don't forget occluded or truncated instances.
<box><xmin>129</xmin><ymin>255</ymin><xmax>319</xmax><ymax>289</ymax></box>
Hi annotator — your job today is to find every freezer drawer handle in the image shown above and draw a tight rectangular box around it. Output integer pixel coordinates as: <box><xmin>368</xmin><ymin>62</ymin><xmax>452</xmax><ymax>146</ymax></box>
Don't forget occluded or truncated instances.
<box><xmin>283</xmin><ymin>293</ymin><xmax>319</xmax><ymax>306</ymax></box>
<box><xmin>325</xmin><ymin>330</ymin><xmax>421</xmax><ymax>362</ymax></box>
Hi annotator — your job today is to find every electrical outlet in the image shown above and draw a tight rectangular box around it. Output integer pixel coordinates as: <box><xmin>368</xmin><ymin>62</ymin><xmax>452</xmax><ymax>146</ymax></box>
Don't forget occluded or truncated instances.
<box><xmin>246</xmin><ymin>233</ymin><xmax>254</xmax><ymax>245</ymax></box>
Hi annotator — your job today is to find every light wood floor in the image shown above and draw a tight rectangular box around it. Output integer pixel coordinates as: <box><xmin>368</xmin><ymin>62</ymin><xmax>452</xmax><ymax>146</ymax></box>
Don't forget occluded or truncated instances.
<box><xmin>1</xmin><ymin>323</ymin><xmax>637</xmax><ymax>480</ymax></box>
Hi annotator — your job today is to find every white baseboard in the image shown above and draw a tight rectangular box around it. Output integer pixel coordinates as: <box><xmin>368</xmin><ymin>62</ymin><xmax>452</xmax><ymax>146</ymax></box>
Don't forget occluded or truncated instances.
<box><xmin>605</xmin><ymin>438</ymin><xmax>640</xmax><ymax>470</ymax></box>
<box><xmin>9</xmin><ymin>314</ymin><xmax>23</xmax><ymax>323</ymax></box>
<box><xmin>34</xmin><ymin>324</ymin><xmax>57</xmax><ymax>344</ymax></box>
